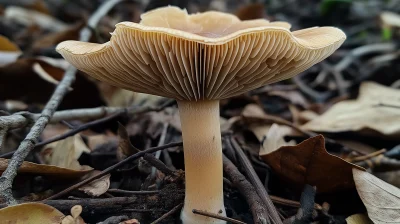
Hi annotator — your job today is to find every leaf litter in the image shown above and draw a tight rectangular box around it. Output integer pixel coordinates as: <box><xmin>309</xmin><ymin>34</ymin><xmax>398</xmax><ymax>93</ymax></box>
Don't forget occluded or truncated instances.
<box><xmin>0</xmin><ymin>0</ymin><xmax>400</xmax><ymax>223</ymax></box>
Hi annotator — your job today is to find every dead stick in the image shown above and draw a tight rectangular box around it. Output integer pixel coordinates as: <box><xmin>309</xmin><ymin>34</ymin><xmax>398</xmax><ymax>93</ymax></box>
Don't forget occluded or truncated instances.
<box><xmin>0</xmin><ymin>111</ymin><xmax>124</xmax><ymax>158</ymax></box>
<box><xmin>44</xmin><ymin>142</ymin><xmax>182</xmax><ymax>200</ymax></box>
<box><xmin>0</xmin><ymin>0</ymin><xmax>124</xmax><ymax>205</ymax></box>
<box><xmin>192</xmin><ymin>209</ymin><xmax>246</xmax><ymax>224</ymax></box>
<box><xmin>151</xmin><ymin>203</ymin><xmax>183</xmax><ymax>224</ymax></box>
<box><xmin>229</xmin><ymin>136</ymin><xmax>283</xmax><ymax>224</ymax></box>
<box><xmin>223</xmin><ymin>155</ymin><xmax>268</xmax><ymax>224</ymax></box>
<box><xmin>107</xmin><ymin>189</ymin><xmax>159</xmax><ymax>195</ymax></box>
<box><xmin>144</xmin><ymin>153</ymin><xmax>177</xmax><ymax>177</ymax></box>
<box><xmin>0</xmin><ymin>197</ymin><xmax>136</xmax><ymax>214</ymax></box>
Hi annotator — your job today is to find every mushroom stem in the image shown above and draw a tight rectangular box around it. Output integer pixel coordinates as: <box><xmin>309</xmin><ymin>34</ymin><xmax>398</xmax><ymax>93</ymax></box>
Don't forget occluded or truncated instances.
<box><xmin>178</xmin><ymin>100</ymin><xmax>226</xmax><ymax>224</ymax></box>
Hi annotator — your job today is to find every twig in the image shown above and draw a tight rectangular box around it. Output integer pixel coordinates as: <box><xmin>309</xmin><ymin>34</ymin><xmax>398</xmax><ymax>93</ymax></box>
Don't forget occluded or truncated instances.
<box><xmin>269</xmin><ymin>195</ymin><xmax>322</xmax><ymax>210</ymax></box>
<box><xmin>144</xmin><ymin>153</ymin><xmax>177</xmax><ymax>177</ymax></box>
<box><xmin>0</xmin><ymin>197</ymin><xmax>136</xmax><ymax>214</ymax></box>
<box><xmin>0</xmin><ymin>0</ymin><xmax>124</xmax><ymax>205</ymax></box>
<box><xmin>347</xmin><ymin>149</ymin><xmax>387</xmax><ymax>163</ymax></box>
<box><xmin>0</xmin><ymin>99</ymin><xmax>175</xmax><ymax>158</ymax></box>
<box><xmin>151</xmin><ymin>122</ymin><xmax>169</xmax><ymax>178</ymax></box>
<box><xmin>0</xmin><ymin>128</ymin><xmax>7</xmax><ymax>152</ymax></box>
<box><xmin>223</xmin><ymin>155</ymin><xmax>268</xmax><ymax>224</ymax></box>
<box><xmin>151</xmin><ymin>203</ymin><xmax>183</xmax><ymax>224</ymax></box>
<box><xmin>192</xmin><ymin>209</ymin><xmax>246</xmax><ymax>224</ymax></box>
<box><xmin>44</xmin><ymin>142</ymin><xmax>182</xmax><ymax>200</ymax></box>
<box><xmin>229</xmin><ymin>136</ymin><xmax>283</xmax><ymax>224</ymax></box>
<box><xmin>0</xmin><ymin>111</ymin><xmax>125</xmax><ymax>158</ymax></box>
<box><xmin>107</xmin><ymin>189</ymin><xmax>159</xmax><ymax>195</ymax></box>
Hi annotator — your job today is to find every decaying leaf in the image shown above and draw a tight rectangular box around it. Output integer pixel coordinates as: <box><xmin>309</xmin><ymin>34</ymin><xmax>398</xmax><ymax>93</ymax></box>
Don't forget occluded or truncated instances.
<box><xmin>4</xmin><ymin>6</ymin><xmax>68</xmax><ymax>31</ymax></box>
<box><xmin>302</xmin><ymin>82</ymin><xmax>400</xmax><ymax>138</ymax></box>
<box><xmin>0</xmin><ymin>57</ymin><xmax>105</xmax><ymax>109</ymax></box>
<box><xmin>346</xmin><ymin>214</ymin><xmax>373</xmax><ymax>224</ymax></box>
<box><xmin>46</xmin><ymin>134</ymin><xmax>91</xmax><ymax>171</ymax></box>
<box><xmin>117</xmin><ymin>123</ymin><xmax>140</xmax><ymax>160</ymax></box>
<box><xmin>61</xmin><ymin>205</ymin><xmax>85</xmax><ymax>224</ymax></box>
<box><xmin>260</xmin><ymin>135</ymin><xmax>364</xmax><ymax>193</ymax></box>
<box><xmin>0</xmin><ymin>202</ymin><xmax>64</xmax><ymax>224</ymax></box>
<box><xmin>353</xmin><ymin>169</ymin><xmax>400</xmax><ymax>224</ymax></box>
<box><xmin>78</xmin><ymin>171</ymin><xmax>111</xmax><ymax>197</ymax></box>
<box><xmin>0</xmin><ymin>158</ymin><xmax>92</xmax><ymax>179</ymax></box>
<box><xmin>259</xmin><ymin>123</ymin><xmax>296</xmax><ymax>155</ymax></box>
<box><xmin>0</xmin><ymin>35</ymin><xmax>22</xmax><ymax>66</ymax></box>
<box><xmin>235</xmin><ymin>3</ymin><xmax>266</xmax><ymax>20</ymax></box>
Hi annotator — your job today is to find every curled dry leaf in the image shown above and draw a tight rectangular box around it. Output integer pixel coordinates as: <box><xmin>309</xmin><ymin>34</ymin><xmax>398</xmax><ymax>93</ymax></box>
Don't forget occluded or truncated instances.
<box><xmin>302</xmin><ymin>82</ymin><xmax>400</xmax><ymax>138</ymax></box>
<box><xmin>0</xmin><ymin>158</ymin><xmax>92</xmax><ymax>179</ymax></box>
<box><xmin>61</xmin><ymin>205</ymin><xmax>85</xmax><ymax>224</ymax></box>
<box><xmin>78</xmin><ymin>170</ymin><xmax>111</xmax><ymax>197</ymax></box>
<box><xmin>353</xmin><ymin>169</ymin><xmax>400</xmax><ymax>224</ymax></box>
<box><xmin>0</xmin><ymin>35</ymin><xmax>22</xmax><ymax>66</ymax></box>
<box><xmin>0</xmin><ymin>202</ymin><xmax>64</xmax><ymax>224</ymax></box>
<box><xmin>259</xmin><ymin>123</ymin><xmax>296</xmax><ymax>155</ymax></box>
<box><xmin>260</xmin><ymin>135</ymin><xmax>364</xmax><ymax>193</ymax></box>
<box><xmin>4</xmin><ymin>6</ymin><xmax>68</xmax><ymax>31</ymax></box>
<box><xmin>346</xmin><ymin>214</ymin><xmax>373</xmax><ymax>224</ymax></box>
<box><xmin>46</xmin><ymin>134</ymin><xmax>91</xmax><ymax>171</ymax></box>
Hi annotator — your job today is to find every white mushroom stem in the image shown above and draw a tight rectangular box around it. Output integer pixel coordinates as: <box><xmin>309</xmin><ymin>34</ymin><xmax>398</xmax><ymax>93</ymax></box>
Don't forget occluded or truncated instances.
<box><xmin>178</xmin><ymin>100</ymin><xmax>226</xmax><ymax>224</ymax></box>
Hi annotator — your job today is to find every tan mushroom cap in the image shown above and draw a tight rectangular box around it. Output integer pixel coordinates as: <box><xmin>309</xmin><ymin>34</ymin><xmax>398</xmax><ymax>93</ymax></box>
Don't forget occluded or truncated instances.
<box><xmin>56</xmin><ymin>6</ymin><xmax>346</xmax><ymax>101</ymax></box>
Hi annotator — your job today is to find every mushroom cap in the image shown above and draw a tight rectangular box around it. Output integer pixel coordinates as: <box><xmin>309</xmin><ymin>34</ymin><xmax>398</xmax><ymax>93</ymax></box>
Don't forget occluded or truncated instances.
<box><xmin>56</xmin><ymin>6</ymin><xmax>346</xmax><ymax>101</ymax></box>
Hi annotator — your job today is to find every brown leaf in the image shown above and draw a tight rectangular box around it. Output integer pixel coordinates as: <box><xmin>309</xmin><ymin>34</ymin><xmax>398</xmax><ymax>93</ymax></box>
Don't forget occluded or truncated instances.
<box><xmin>0</xmin><ymin>158</ymin><xmax>92</xmax><ymax>179</ymax></box>
<box><xmin>0</xmin><ymin>58</ymin><xmax>105</xmax><ymax>109</ymax></box>
<box><xmin>30</xmin><ymin>23</ymin><xmax>84</xmax><ymax>54</ymax></box>
<box><xmin>259</xmin><ymin>124</ymin><xmax>296</xmax><ymax>155</ymax></box>
<box><xmin>353</xmin><ymin>169</ymin><xmax>400</xmax><ymax>224</ymax></box>
<box><xmin>78</xmin><ymin>171</ymin><xmax>111</xmax><ymax>197</ymax></box>
<box><xmin>302</xmin><ymin>82</ymin><xmax>400</xmax><ymax>138</ymax></box>
<box><xmin>117</xmin><ymin>123</ymin><xmax>140</xmax><ymax>160</ymax></box>
<box><xmin>0</xmin><ymin>202</ymin><xmax>65</xmax><ymax>224</ymax></box>
<box><xmin>45</xmin><ymin>134</ymin><xmax>91</xmax><ymax>171</ymax></box>
<box><xmin>0</xmin><ymin>35</ymin><xmax>22</xmax><ymax>66</ymax></box>
<box><xmin>260</xmin><ymin>135</ymin><xmax>365</xmax><ymax>193</ymax></box>
<box><xmin>235</xmin><ymin>3</ymin><xmax>266</xmax><ymax>20</ymax></box>
<box><xmin>346</xmin><ymin>214</ymin><xmax>373</xmax><ymax>224</ymax></box>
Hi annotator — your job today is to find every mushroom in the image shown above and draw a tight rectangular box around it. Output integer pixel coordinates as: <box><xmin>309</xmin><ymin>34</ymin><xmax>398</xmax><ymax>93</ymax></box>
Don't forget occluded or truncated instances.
<box><xmin>56</xmin><ymin>6</ymin><xmax>346</xmax><ymax>224</ymax></box>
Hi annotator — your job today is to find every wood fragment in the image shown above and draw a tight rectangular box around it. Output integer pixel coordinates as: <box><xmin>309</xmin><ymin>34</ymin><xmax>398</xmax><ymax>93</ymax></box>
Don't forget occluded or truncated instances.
<box><xmin>151</xmin><ymin>203</ymin><xmax>183</xmax><ymax>224</ymax></box>
<box><xmin>223</xmin><ymin>155</ymin><xmax>269</xmax><ymax>224</ymax></box>
<box><xmin>229</xmin><ymin>136</ymin><xmax>283</xmax><ymax>224</ymax></box>
<box><xmin>192</xmin><ymin>209</ymin><xmax>246</xmax><ymax>224</ymax></box>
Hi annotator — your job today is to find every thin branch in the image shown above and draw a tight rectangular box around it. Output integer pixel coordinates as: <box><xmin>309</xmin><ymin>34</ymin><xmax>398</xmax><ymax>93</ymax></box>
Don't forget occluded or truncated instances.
<box><xmin>192</xmin><ymin>209</ymin><xmax>246</xmax><ymax>224</ymax></box>
<box><xmin>44</xmin><ymin>142</ymin><xmax>183</xmax><ymax>200</ymax></box>
<box><xmin>0</xmin><ymin>128</ymin><xmax>7</xmax><ymax>153</ymax></box>
<box><xmin>0</xmin><ymin>0</ymin><xmax>124</xmax><ymax>205</ymax></box>
<box><xmin>150</xmin><ymin>203</ymin><xmax>183</xmax><ymax>224</ymax></box>
<box><xmin>229</xmin><ymin>136</ymin><xmax>283</xmax><ymax>224</ymax></box>
<box><xmin>223</xmin><ymin>155</ymin><xmax>269</xmax><ymax>224</ymax></box>
<box><xmin>0</xmin><ymin>197</ymin><xmax>137</xmax><ymax>214</ymax></box>
<box><xmin>107</xmin><ymin>189</ymin><xmax>159</xmax><ymax>195</ymax></box>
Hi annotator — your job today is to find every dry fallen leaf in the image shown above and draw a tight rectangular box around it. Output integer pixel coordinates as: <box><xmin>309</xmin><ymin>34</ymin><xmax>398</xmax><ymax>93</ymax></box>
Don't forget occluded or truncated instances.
<box><xmin>259</xmin><ymin>123</ymin><xmax>296</xmax><ymax>155</ymax></box>
<box><xmin>0</xmin><ymin>158</ymin><xmax>92</xmax><ymax>179</ymax></box>
<box><xmin>46</xmin><ymin>134</ymin><xmax>91</xmax><ymax>171</ymax></box>
<box><xmin>302</xmin><ymin>82</ymin><xmax>400</xmax><ymax>138</ymax></box>
<box><xmin>353</xmin><ymin>169</ymin><xmax>400</xmax><ymax>224</ymax></box>
<box><xmin>121</xmin><ymin>219</ymin><xmax>140</xmax><ymax>224</ymax></box>
<box><xmin>235</xmin><ymin>3</ymin><xmax>266</xmax><ymax>20</ymax></box>
<box><xmin>346</xmin><ymin>214</ymin><xmax>374</xmax><ymax>224</ymax></box>
<box><xmin>4</xmin><ymin>6</ymin><xmax>68</xmax><ymax>31</ymax></box>
<box><xmin>79</xmin><ymin>171</ymin><xmax>111</xmax><ymax>197</ymax></box>
<box><xmin>260</xmin><ymin>135</ymin><xmax>365</xmax><ymax>193</ymax></box>
<box><xmin>0</xmin><ymin>35</ymin><xmax>22</xmax><ymax>66</ymax></box>
<box><xmin>61</xmin><ymin>205</ymin><xmax>85</xmax><ymax>224</ymax></box>
<box><xmin>0</xmin><ymin>202</ymin><xmax>65</xmax><ymax>224</ymax></box>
